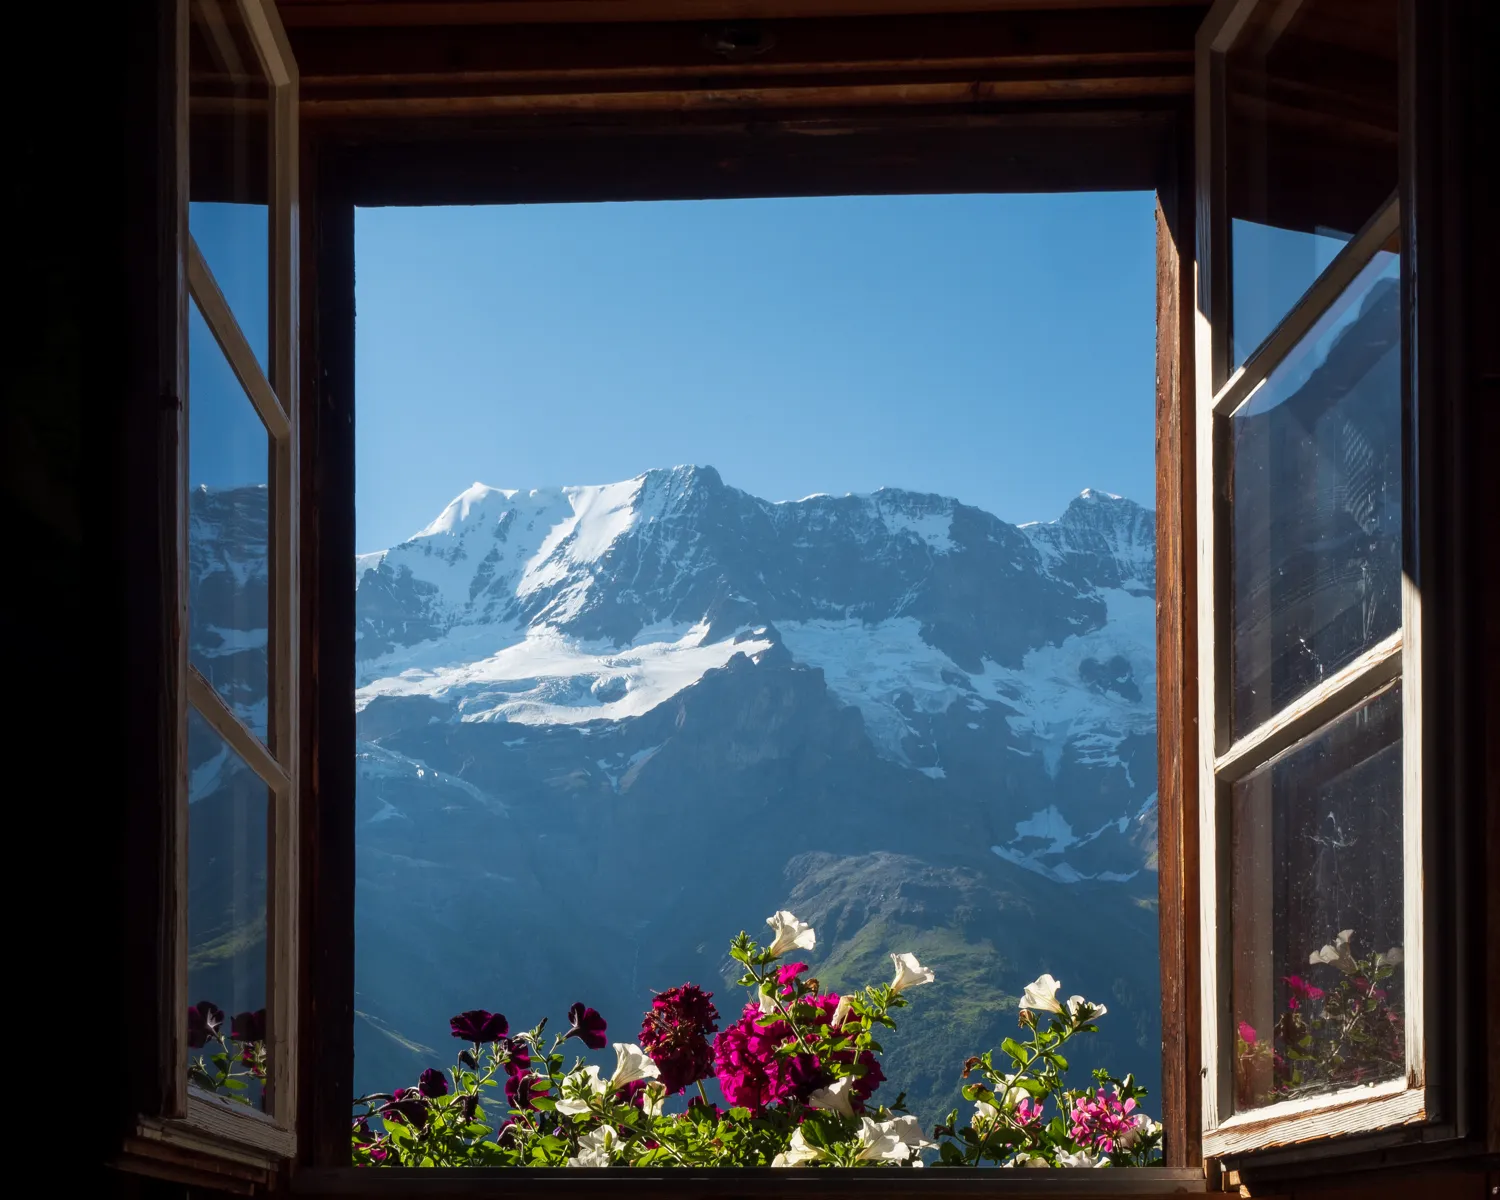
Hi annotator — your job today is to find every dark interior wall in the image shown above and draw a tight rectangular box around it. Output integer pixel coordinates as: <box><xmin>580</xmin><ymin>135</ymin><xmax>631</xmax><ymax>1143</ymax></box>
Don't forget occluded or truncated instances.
<box><xmin>8</xmin><ymin>3</ymin><xmax>213</xmax><ymax>1198</ymax></box>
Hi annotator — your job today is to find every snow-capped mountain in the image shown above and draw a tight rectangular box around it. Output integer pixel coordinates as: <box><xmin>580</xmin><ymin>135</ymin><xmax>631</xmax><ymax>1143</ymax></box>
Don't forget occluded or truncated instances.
<box><xmin>187</xmin><ymin>467</ymin><xmax>1163</xmax><ymax>1126</ymax></box>
<box><xmin>351</xmin><ymin>466</ymin><xmax>1156</xmax><ymax>883</ymax></box>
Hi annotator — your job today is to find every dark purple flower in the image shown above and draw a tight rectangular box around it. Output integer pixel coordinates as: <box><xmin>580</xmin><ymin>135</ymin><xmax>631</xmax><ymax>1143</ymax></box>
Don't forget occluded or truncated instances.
<box><xmin>457</xmin><ymin>1049</ymin><xmax>477</xmax><ymax>1069</ymax></box>
<box><xmin>503</xmin><ymin>1038</ymin><xmax>531</xmax><ymax>1077</ymax></box>
<box><xmin>231</xmin><ymin>1008</ymin><xmax>267</xmax><ymax>1045</ymax></box>
<box><xmin>505</xmin><ymin>1071</ymin><xmax>539</xmax><ymax>1111</ymax></box>
<box><xmin>187</xmin><ymin>1001</ymin><xmax>225</xmax><ymax>1049</ymax></box>
<box><xmin>450</xmin><ymin>1009</ymin><xmax>509</xmax><ymax>1043</ymax></box>
<box><xmin>380</xmin><ymin>1086</ymin><xmax>428</xmax><ymax>1127</ymax></box>
<box><xmin>639</xmin><ymin>983</ymin><xmax>720</xmax><ymax>1095</ymax></box>
<box><xmin>617</xmin><ymin>1078</ymin><xmax>650</xmax><ymax>1109</ymax></box>
<box><xmin>565</xmin><ymin>1002</ymin><xmax>608</xmax><ymax>1050</ymax></box>
<box><xmin>457</xmin><ymin>1093</ymin><xmax>479</xmax><ymax>1122</ymax></box>
<box><xmin>418</xmin><ymin>1068</ymin><xmax>449</xmax><ymax>1098</ymax></box>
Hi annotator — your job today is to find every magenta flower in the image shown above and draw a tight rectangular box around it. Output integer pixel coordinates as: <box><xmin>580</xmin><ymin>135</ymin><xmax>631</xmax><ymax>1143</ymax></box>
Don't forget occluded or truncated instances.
<box><xmin>1237</xmin><ymin>1020</ymin><xmax>1258</xmax><ymax>1047</ymax></box>
<box><xmin>639</xmin><ymin>983</ymin><xmax>720</xmax><ymax>1094</ymax></box>
<box><xmin>450</xmin><ymin>1010</ymin><xmax>508</xmax><ymax>1043</ymax></box>
<box><xmin>418</xmin><ymin>1068</ymin><xmax>449</xmax><ymax>1098</ymax></box>
<box><xmin>776</xmin><ymin>962</ymin><xmax>809</xmax><ymax>989</ymax></box>
<box><xmin>1283</xmin><ymin>975</ymin><xmax>1325</xmax><ymax>1005</ymax></box>
<box><xmin>712</xmin><ymin>993</ymin><xmax>883</xmax><ymax>1115</ymax></box>
<box><xmin>564</xmin><ymin>1002</ymin><xmax>608</xmax><ymax>1050</ymax></box>
<box><xmin>187</xmin><ymin>1001</ymin><xmax>225</xmax><ymax>1049</ymax></box>
<box><xmin>1068</xmin><ymin>1087</ymin><xmax>1140</xmax><ymax>1155</ymax></box>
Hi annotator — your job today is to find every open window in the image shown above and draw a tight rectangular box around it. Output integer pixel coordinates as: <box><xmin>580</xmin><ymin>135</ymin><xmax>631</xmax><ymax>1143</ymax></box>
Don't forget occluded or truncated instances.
<box><xmin>1194</xmin><ymin>0</ymin><xmax>1433</xmax><ymax>1159</ymax></box>
<box><xmin>132</xmin><ymin>0</ymin><xmax>303</xmax><ymax>1170</ymax></box>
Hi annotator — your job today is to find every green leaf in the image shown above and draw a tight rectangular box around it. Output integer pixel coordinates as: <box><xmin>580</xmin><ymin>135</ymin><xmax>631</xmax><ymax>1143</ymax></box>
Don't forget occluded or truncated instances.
<box><xmin>1000</xmin><ymin>1038</ymin><xmax>1026</xmax><ymax>1063</ymax></box>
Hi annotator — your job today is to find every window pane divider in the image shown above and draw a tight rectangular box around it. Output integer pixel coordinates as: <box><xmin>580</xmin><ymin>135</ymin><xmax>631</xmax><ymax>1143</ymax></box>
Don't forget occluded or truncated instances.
<box><xmin>1212</xmin><ymin>629</ymin><xmax>1403</xmax><ymax>781</ymax></box>
<box><xmin>188</xmin><ymin>235</ymin><xmax>291</xmax><ymax>442</ymax></box>
<box><xmin>1208</xmin><ymin>195</ymin><xmax>1401</xmax><ymax>419</ymax></box>
<box><xmin>188</xmin><ymin>663</ymin><xmax>290</xmax><ymax>792</ymax></box>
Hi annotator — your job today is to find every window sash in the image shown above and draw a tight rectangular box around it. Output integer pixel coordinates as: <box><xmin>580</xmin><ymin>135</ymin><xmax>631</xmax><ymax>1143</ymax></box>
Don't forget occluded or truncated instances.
<box><xmin>1194</xmin><ymin>0</ymin><xmax>1426</xmax><ymax>1157</ymax></box>
<box><xmin>161</xmin><ymin>0</ymin><xmax>302</xmax><ymax>1160</ymax></box>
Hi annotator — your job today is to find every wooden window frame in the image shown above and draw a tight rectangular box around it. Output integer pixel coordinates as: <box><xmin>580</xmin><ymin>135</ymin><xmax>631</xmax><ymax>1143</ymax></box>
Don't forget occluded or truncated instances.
<box><xmin>1189</xmin><ymin>0</ymin><xmax>1483</xmax><ymax>1174</ymax></box>
<box><xmin>123</xmin><ymin>0</ymin><xmax>304</xmax><ymax>1181</ymax></box>
<box><xmin>291</xmin><ymin>106</ymin><xmax>1208</xmax><ymax>1198</ymax></box>
<box><xmin>112</xmin><ymin>0</ymin><xmax>1496</xmax><ymax>1194</ymax></box>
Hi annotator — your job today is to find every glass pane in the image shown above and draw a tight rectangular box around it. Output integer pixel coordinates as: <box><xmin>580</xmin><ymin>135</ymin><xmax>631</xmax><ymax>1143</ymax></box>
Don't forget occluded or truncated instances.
<box><xmin>1226</xmin><ymin>0</ymin><xmax>1398</xmax><ymax>367</ymax></box>
<box><xmin>1229</xmin><ymin>248</ymin><xmax>1401</xmax><ymax>738</ymax></box>
<box><xmin>1230</xmin><ymin>682</ymin><xmax>1404</xmax><ymax>1112</ymax></box>
<box><xmin>189</xmin><ymin>298</ymin><xmax>271</xmax><ymax>739</ymax></box>
<box><xmin>188</xmin><ymin>706</ymin><xmax>270</xmax><ymax>1113</ymax></box>
<box><xmin>190</xmin><ymin>0</ymin><xmax>270</xmax><ymax>371</ymax></box>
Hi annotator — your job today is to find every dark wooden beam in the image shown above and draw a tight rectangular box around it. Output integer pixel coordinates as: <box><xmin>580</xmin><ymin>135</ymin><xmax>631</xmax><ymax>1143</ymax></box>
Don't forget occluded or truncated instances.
<box><xmin>322</xmin><ymin>107</ymin><xmax>1175</xmax><ymax>206</ymax></box>
<box><xmin>292</xmin><ymin>9</ymin><xmax>1200</xmax><ymax>119</ymax></box>
<box><xmin>278</xmin><ymin>0</ymin><xmax>1212</xmax><ymax>29</ymax></box>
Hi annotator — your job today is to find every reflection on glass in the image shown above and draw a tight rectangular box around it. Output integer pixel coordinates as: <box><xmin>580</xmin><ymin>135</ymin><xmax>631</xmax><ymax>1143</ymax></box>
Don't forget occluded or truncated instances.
<box><xmin>187</xmin><ymin>706</ymin><xmax>270</xmax><ymax>1111</ymax></box>
<box><xmin>1230</xmin><ymin>682</ymin><xmax>1404</xmax><ymax>1112</ymax></box>
<box><xmin>1229</xmin><ymin>249</ymin><xmax>1401</xmax><ymax>737</ymax></box>
<box><xmin>1226</xmin><ymin>0</ymin><xmax>1397</xmax><ymax>368</ymax></box>
<box><xmin>190</xmin><ymin>0</ymin><xmax>270</xmax><ymax>370</ymax></box>
<box><xmin>1231</xmin><ymin>220</ymin><xmax>1350</xmax><ymax>367</ymax></box>
<box><xmin>189</xmin><ymin>299</ymin><xmax>271</xmax><ymax>737</ymax></box>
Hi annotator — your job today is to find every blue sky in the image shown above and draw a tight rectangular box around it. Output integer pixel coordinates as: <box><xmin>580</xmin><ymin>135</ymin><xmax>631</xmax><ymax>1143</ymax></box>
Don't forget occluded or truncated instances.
<box><xmin>191</xmin><ymin>194</ymin><xmax>1163</xmax><ymax>553</ymax></box>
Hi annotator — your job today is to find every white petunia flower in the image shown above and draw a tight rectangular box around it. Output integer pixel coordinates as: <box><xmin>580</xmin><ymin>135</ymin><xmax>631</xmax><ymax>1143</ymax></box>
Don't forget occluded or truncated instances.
<box><xmin>606</xmin><ymin>1042</ymin><xmax>660</xmax><ymax>1091</ymax></box>
<box><xmin>1066</xmin><ymin>995</ymin><xmax>1108</xmax><ymax>1024</ymax></box>
<box><xmin>1058</xmin><ymin>1148</ymin><xmax>1109</xmax><ymax>1168</ymax></box>
<box><xmin>567</xmin><ymin>1124</ymin><xmax>620</xmax><ymax>1167</ymax></box>
<box><xmin>1005</xmin><ymin>1152</ymin><xmax>1050</xmax><ymax>1168</ymax></box>
<box><xmin>765</xmin><ymin>910</ymin><xmax>816</xmax><ymax>958</ymax></box>
<box><xmin>758</xmin><ymin>988</ymin><xmax>778</xmax><ymax>1015</ymax></box>
<box><xmin>890</xmin><ymin>952</ymin><xmax>936</xmax><ymax>994</ymax></box>
<box><xmin>973</xmin><ymin>1099</ymin><xmax>999</xmax><ymax>1125</ymax></box>
<box><xmin>771</xmin><ymin>1127</ymin><xmax>822</xmax><ymax>1167</ymax></box>
<box><xmin>853</xmin><ymin>1116</ymin><xmax>909</xmax><ymax>1163</ymax></box>
<box><xmin>555</xmin><ymin>1065</ymin><xmax>606</xmax><ymax>1116</ymax></box>
<box><xmin>640</xmin><ymin>1080</ymin><xmax>667</xmax><ymax>1118</ymax></box>
<box><xmin>882</xmin><ymin>1114</ymin><xmax>935</xmax><ymax>1155</ymax></box>
<box><xmin>1310</xmin><ymin>929</ymin><xmax>1360</xmax><ymax>974</ymax></box>
<box><xmin>1377</xmin><ymin>946</ymin><xmax>1404</xmax><ymax>967</ymax></box>
<box><xmin>830</xmin><ymin>995</ymin><xmax>853</xmax><ymax>1029</ymax></box>
<box><xmin>1020</xmin><ymin>973</ymin><xmax>1064</xmax><ymax>1014</ymax></box>
<box><xmin>808</xmin><ymin>1076</ymin><xmax>856</xmax><ymax>1117</ymax></box>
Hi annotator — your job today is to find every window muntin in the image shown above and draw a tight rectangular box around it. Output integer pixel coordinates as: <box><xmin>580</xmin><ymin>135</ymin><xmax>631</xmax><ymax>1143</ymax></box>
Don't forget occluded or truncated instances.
<box><xmin>1198</xmin><ymin>0</ymin><xmax>1422</xmax><ymax>1157</ymax></box>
